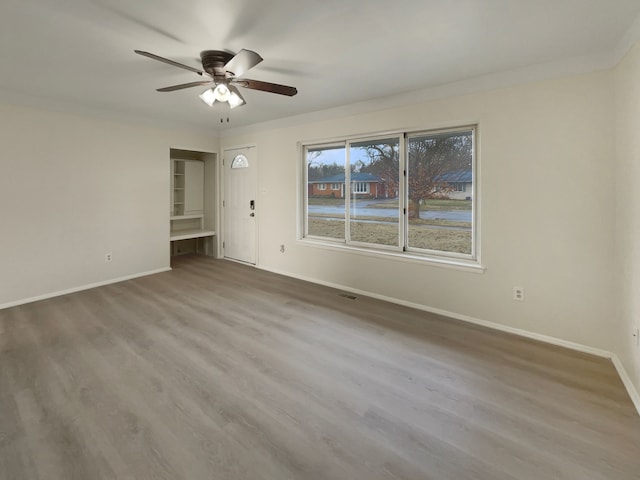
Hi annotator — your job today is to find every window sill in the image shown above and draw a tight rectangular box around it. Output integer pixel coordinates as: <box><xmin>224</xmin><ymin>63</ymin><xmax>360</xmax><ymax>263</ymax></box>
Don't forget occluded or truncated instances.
<box><xmin>298</xmin><ymin>238</ymin><xmax>485</xmax><ymax>274</ymax></box>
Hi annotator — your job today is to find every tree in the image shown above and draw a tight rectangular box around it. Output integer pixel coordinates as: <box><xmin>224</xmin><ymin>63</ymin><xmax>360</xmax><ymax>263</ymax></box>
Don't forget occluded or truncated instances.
<box><xmin>307</xmin><ymin>162</ymin><xmax>345</xmax><ymax>181</ymax></box>
<box><xmin>307</xmin><ymin>150</ymin><xmax>345</xmax><ymax>181</ymax></box>
<box><xmin>355</xmin><ymin>133</ymin><xmax>472</xmax><ymax>216</ymax></box>
<box><xmin>407</xmin><ymin>132</ymin><xmax>472</xmax><ymax>218</ymax></box>
<box><xmin>357</xmin><ymin>142</ymin><xmax>400</xmax><ymax>198</ymax></box>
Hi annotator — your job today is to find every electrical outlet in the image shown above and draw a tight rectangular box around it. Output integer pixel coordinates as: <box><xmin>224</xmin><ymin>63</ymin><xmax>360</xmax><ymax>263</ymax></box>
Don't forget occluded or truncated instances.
<box><xmin>513</xmin><ymin>286</ymin><xmax>524</xmax><ymax>301</ymax></box>
<box><xmin>105</xmin><ymin>252</ymin><xmax>113</xmax><ymax>263</ymax></box>
<box><xmin>280</xmin><ymin>244</ymin><xmax>285</xmax><ymax>253</ymax></box>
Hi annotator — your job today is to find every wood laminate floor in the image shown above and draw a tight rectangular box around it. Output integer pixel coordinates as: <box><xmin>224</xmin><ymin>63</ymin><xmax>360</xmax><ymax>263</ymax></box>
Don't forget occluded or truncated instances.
<box><xmin>1</xmin><ymin>255</ymin><xmax>639</xmax><ymax>480</ymax></box>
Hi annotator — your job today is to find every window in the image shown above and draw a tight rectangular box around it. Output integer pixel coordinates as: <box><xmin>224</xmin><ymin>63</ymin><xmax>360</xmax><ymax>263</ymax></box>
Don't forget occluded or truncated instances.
<box><xmin>306</xmin><ymin>144</ymin><xmax>346</xmax><ymax>240</ymax></box>
<box><xmin>317</xmin><ymin>183</ymin><xmax>327</xmax><ymax>190</ymax></box>
<box><xmin>406</xmin><ymin>129</ymin><xmax>474</xmax><ymax>255</ymax></box>
<box><xmin>349</xmin><ymin>137</ymin><xmax>400</xmax><ymax>247</ymax></box>
<box><xmin>352</xmin><ymin>182</ymin><xmax>369</xmax><ymax>193</ymax></box>
<box><xmin>231</xmin><ymin>154</ymin><xmax>249</xmax><ymax>169</ymax></box>
<box><xmin>303</xmin><ymin>126</ymin><xmax>476</xmax><ymax>262</ymax></box>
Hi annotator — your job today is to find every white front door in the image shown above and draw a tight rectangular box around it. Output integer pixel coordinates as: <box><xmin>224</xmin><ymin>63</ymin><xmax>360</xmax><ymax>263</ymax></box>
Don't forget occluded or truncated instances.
<box><xmin>223</xmin><ymin>147</ymin><xmax>257</xmax><ymax>264</ymax></box>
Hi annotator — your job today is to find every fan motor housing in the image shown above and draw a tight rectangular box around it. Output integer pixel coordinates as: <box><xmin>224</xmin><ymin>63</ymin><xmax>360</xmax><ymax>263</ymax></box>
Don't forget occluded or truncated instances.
<box><xmin>200</xmin><ymin>50</ymin><xmax>234</xmax><ymax>76</ymax></box>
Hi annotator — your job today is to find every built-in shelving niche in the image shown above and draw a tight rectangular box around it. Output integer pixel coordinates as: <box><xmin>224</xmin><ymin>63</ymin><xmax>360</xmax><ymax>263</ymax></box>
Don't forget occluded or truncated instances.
<box><xmin>169</xmin><ymin>148</ymin><xmax>217</xmax><ymax>258</ymax></box>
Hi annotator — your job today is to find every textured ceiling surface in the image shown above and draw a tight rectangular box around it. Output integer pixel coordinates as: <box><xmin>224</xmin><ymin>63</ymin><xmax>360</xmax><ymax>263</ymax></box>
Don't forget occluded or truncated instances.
<box><xmin>1</xmin><ymin>0</ymin><xmax>639</xmax><ymax>130</ymax></box>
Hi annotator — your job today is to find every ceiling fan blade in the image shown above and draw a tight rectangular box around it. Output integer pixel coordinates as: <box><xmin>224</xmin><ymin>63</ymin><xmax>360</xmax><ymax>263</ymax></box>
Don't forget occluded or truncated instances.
<box><xmin>233</xmin><ymin>78</ymin><xmax>297</xmax><ymax>96</ymax></box>
<box><xmin>156</xmin><ymin>81</ymin><xmax>213</xmax><ymax>92</ymax></box>
<box><xmin>135</xmin><ymin>50</ymin><xmax>204</xmax><ymax>76</ymax></box>
<box><xmin>224</xmin><ymin>49</ymin><xmax>263</xmax><ymax>78</ymax></box>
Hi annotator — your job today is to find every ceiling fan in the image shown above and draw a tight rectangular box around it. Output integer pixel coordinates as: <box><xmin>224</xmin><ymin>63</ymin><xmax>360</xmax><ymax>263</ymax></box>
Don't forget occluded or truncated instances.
<box><xmin>135</xmin><ymin>49</ymin><xmax>298</xmax><ymax>109</ymax></box>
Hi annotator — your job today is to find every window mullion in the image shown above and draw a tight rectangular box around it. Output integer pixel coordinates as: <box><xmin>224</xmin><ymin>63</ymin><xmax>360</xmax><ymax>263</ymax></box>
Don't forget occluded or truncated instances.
<box><xmin>345</xmin><ymin>142</ymin><xmax>351</xmax><ymax>244</ymax></box>
<box><xmin>400</xmin><ymin>134</ymin><xmax>407</xmax><ymax>251</ymax></box>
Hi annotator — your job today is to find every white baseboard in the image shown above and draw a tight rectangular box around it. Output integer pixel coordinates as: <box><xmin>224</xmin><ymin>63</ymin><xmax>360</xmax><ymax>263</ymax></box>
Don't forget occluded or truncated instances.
<box><xmin>257</xmin><ymin>264</ymin><xmax>640</xmax><ymax>416</ymax></box>
<box><xmin>611</xmin><ymin>355</ymin><xmax>640</xmax><ymax>416</ymax></box>
<box><xmin>0</xmin><ymin>267</ymin><xmax>172</xmax><ymax>310</ymax></box>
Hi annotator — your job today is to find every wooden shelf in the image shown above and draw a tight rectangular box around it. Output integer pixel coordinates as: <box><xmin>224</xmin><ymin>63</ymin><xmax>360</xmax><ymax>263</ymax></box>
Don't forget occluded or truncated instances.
<box><xmin>170</xmin><ymin>229</ymin><xmax>216</xmax><ymax>241</ymax></box>
<box><xmin>171</xmin><ymin>214</ymin><xmax>204</xmax><ymax>221</ymax></box>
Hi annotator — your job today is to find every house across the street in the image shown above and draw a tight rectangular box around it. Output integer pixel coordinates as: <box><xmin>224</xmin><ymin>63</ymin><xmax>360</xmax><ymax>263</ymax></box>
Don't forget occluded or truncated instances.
<box><xmin>309</xmin><ymin>170</ymin><xmax>472</xmax><ymax>200</ymax></box>
<box><xmin>437</xmin><ymin>170</ymin><xmax>473</xmax><ymax>200</ymax></box>
<box><xmin>308</xmin><ymin>172</ymin><xmax>388</xmax><ymax>198</ymax></box>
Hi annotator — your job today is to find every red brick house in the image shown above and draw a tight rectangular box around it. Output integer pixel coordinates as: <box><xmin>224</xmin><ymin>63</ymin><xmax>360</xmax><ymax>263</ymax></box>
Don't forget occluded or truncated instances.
<box><xmin>308</xmin><ymin>173</ymin><xmax>388</xmax><ymax>198</ymax></box>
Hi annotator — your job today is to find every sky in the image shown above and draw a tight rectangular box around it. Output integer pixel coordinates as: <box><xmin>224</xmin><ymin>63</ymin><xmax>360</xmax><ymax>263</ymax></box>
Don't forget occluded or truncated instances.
<box><xmin>307</xmin><ymin>140</ymin><xmax>399</xmax><ymax>170</ymax></box>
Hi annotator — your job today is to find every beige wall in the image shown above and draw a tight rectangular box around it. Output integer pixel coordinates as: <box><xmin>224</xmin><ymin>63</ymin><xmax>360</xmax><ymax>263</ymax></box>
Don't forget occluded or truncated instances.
<box><xmin>614</xmin><ymin>43</ymin><xmax>640</xmax><ymax>399</ymax></box>
<box><xmin>221</xmin><ymin>69</ymin><xmax>617</xmax><ymax>353</ymax></box>
<box><xmin>0</xmin><ymin>103</ymin><xmax>217</xmax><ymax>306</ymax></box>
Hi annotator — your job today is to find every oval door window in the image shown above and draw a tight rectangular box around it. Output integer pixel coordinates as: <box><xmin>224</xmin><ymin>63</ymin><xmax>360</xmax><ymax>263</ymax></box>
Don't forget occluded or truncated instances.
<box><xmin>231</xmin><ymin>154</ymin><xmax>249</xmax><ymax>169</ymax></box>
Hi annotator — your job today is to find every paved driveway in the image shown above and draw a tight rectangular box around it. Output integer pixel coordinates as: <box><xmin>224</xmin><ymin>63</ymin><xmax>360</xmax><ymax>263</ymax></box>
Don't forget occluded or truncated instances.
<box><xmin>308</xmin><ymin>204</ymin><xmax>472</xmax><ymax>223</ymax></box>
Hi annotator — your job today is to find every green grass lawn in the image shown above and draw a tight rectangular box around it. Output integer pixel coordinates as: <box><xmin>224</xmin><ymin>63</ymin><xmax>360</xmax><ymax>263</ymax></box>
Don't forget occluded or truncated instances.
<box><xmin>306</xmin><ymin>197</ymin><xmax>472</xmax><ymax>253</ymax></box>
<box><xmin>307</xmin><ymin>218</ymin><xmax>471</xmax><ymax>254</ymax></box>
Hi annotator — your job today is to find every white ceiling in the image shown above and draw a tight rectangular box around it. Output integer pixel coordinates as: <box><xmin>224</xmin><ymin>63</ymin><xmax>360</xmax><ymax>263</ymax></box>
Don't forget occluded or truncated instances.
<box><xmin>1</xmin><ymin>0</ymin><xmax>639</xmax><ymax>132</ymax></box>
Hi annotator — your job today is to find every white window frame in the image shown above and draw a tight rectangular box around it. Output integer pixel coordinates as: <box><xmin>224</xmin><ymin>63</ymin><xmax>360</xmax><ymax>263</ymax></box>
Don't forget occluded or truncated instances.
<box><xmin>352</xmin><ymin>182</ymin><xmax>370</xmax><ymax>194</ymax></box>
<box><xmin>317</xmin><ymin>183</ymin><xmax>326</xmax><ymax>190</ymax></box>
<box><xmin>300</xmin><ymin>125</ymin><xmax>479</xmax><ymax>268</ymax></box>
<box><xmin>404</xmin><ymin>126</ymin><xmax>476</xmax><ymax>261</ymax></box>
<box><xmin>303</xmin><ymin>142</ymin><xmax>347</xmax><ymax>243</ymax></box>
<box><xmin>346</xmin><ymin>134</ymin><xmax>403</xmax><ymax>252</ymax></box>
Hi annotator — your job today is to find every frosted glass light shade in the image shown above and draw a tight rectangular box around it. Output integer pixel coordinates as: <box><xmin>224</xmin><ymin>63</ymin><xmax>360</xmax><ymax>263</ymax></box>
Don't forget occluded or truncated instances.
<box><xmin>199</xmin><ymin>88</ymin><xmax>215</xmax><ymax>106</ymax></box>
<box><xmin>228</xmin><ymin>85</ymin><xmax>246</xmax><ymax>109</ymax></box>
<box><xmin>213</xmin><ymin>84</ymin><xmax>231</xmax><ymax>102</ymax></box>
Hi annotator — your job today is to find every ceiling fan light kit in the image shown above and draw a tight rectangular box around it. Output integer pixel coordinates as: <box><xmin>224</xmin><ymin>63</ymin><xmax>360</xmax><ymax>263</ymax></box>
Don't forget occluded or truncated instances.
<box><xmin>199</xmin><ymin>84</ymin><xmax>245</xmax><ymax>109</ymax></box>
<box><xmin>135</xmin><ymin>48</ymin><xmax>297</xmax><ymax>111</ymax></box>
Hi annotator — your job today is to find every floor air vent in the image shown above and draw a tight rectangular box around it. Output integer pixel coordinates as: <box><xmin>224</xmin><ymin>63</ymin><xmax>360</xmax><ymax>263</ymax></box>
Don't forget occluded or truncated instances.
<box><xmin>338</xmin><ymin>293</ymin><xmax>358</xmax><ymax>300</ymax></box>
